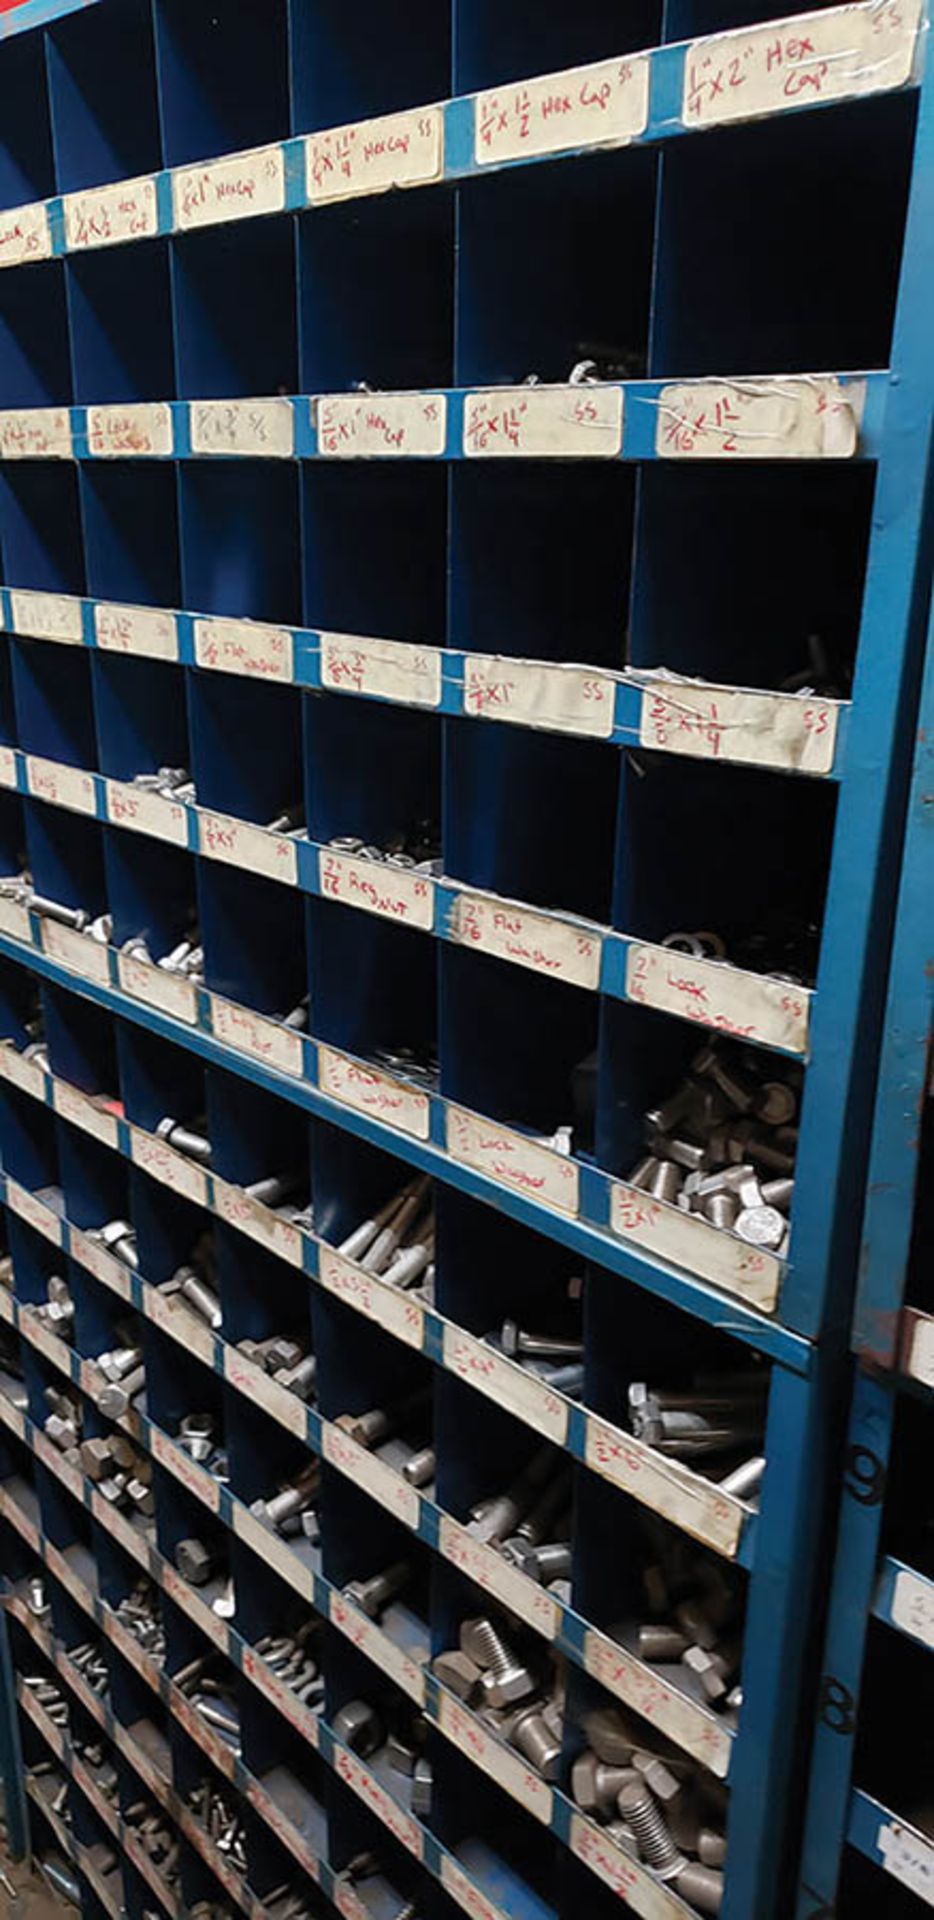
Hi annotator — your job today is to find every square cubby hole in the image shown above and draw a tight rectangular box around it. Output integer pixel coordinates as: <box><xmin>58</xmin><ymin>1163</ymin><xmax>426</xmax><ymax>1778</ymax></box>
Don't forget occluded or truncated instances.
<box><xmin>154</xmin><ymin>0</ymin><xmax>291</xmax><ymax>168</ymax></box>
<box><xmin>305</xmin><ymin>690</ymin><xmax>440</xmax><ymax>865</ymax></box>
<box><xmin>9</xmin><ymin>636</ymin><xmax>97</xmax><ymax>769</ymax></box>
<box><xmin>650</xmin><ymin>91</ymin><xmax>917</xmax><ymax>375</ymax></box>
<box><xmin>454</xmin><ymin>0</ymin><xmax>661</xmax><ymax>91</ymax></box>
<box><xmin>79</xmin><ymin>463</ymin><xmax>182</xmax><ymax>609</ymax></box>
<box><xmin>298</xmin><ymin>188</ymin><xmax>454</xmax><ymax>393</ymax></box>
<box><xmin>611</xmin><ymin>747</ymin><xmax>837</xmax><ymax>983</ymax></box>
<box><xmin>629</xmin><ymin>461</ymin><xmax>875</xmax><ymax>697</ymax></box>
<box><xmin>179</xmin><ymin>462</ymin><xmax>302</xmax><ymax>625</ymax></box>
<box><xmin>91</xmin><ymin>647</ymin><xmax>190</xmax><ymax>789</ymax></box>
<box><xmin>188</xmin><ymin>670</ymin><xmax>303</xmax><ymax>829</ymax></box>
<box><xmin>441</xmin><ymin>943</ymin><xmax>599</xmax><ymax>1154</ymax></box>
<box><xmin>0</xmin><ymin>29</ymin><xmax>56</xmax><ymax>209</ymax></box>
<box><xmin>455</xmin><ymin>150</ymin><xmax>656</xmax><ymax>386</ymax></box>
<box><xmin>450</xmin><ymin>462</ymin><xmax>634</xmax><ymax>668</ymax></box>
<box><xmin>308</xmin><ymin>897</ymin><xmax>437</xmax><ymax>1080</ymax></box>
<box><xmin>0</xmin><ymin>260</ymin><xmax>72</xmax><ymax>409</ymax></box>
<box><xmin>0</xmin><ymin>463</ymin><xmax>85</xmax><ymax>596</ymax></box>
<box><xmin>290</xmin><ymin>0</ymin><xmax>451</xmax><ymax>132</ymax></box>
<box><xmin>302</xmin><ymin>463</ymin><xmax>447</xmax><ymax>641</ymax></box>
<box><xmin>172</xmin><ymin>219</ymin><xmax>298</xmax><ymax>401</ymax></box>
<box><xmin>444</xmin><ymin>717</ymin><xmax>619</xmax><ymax>925</ymax></box>
<box><xmin>45</xmin><ymin>0</ymin><xmax>163</xmax><ymax>195</ymax></box>
<box><xmin>67</xmin><ymin>243</ymin><xmax>176</xmax><ymax>405</ymax></box>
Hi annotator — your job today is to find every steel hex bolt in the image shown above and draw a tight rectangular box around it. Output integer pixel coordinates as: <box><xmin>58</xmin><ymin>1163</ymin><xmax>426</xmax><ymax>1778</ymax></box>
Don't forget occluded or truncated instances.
<box><xmin>572</xmin><ymin>1753</ymin><xmax>638</xmax><ymax>1816</ymax></box>
<box><xmin>618</xmin><ymin>1783</ymin><xmax>686</xmax><ymax>1879</ymax></box>
<box><xmin>343</xmin><ymin>1560</ymin><xmax>410</xmax><ymax>1618</ymax></box>
<box><xmin>501</xmin><ymin>1320</ymin><xmax>584</xmax><ymax>1361</ymax></box>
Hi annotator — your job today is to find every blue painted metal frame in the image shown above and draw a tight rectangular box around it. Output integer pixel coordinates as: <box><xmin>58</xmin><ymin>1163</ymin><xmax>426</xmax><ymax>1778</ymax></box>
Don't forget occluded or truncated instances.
<box><xmin>0</xmin><ymin>1600</ymin><xmax>28</xmax><ymax>1859</ymax></box>
<box><xmin>795</xmin><ymin>313</ymin><xmax>934</xmax><ymax>1918</ymax></box>
<box><xmin>1</xmin><ymin>6</ymin><xmax>934</xmax><ymax>1920</ymax></box>
<box><xmin>0</xmin><ymin>0</ymin><xmax>99</xmax><ymax>39</ymax></box>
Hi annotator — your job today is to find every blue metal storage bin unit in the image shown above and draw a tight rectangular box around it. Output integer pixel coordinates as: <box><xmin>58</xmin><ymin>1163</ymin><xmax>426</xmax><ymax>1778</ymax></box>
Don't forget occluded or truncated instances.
<box><xmin>796</xmin><ymin>634</ymin><xmax>934</xmax><ymax>1913</ymax></box>
<box><xmin>0</xmin><ymin>2</ymin><xmax>932</xmax><ymax>1917</ymax></box>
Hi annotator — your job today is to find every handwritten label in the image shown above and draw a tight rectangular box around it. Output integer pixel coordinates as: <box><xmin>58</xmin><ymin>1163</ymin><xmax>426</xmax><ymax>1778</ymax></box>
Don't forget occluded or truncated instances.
<box><xmin>194</xmin><ymin>615</ymin><xmax>294</xmax><ymax>683</ymax></box>
<box><xmin>64</xmin><ymin>164</ymin><xmax>154</xmax><ymax>245</ymax></box>
<box><xmin>0</xmin><ymin>1043</ymin><xmax>45</xmax><ymax>1100</ymax></box>
<box><xmin>440</xmin><ymin>1857</ymin><xmax>502</xmax><ymax>1920</ymax></box>
<box><xmin>320</xmin><ymin>631</ymin><xmax>442</xmax><ymax>707</ymax></box>
<box><xmin>152</xmin><ymin>1426</ymin><xmax>221</xmax><ymax>1514</ymax></box>
<box><xmin>879</xmin><ymin>1821</ymin><xmax>934</xmax><ymax>1904</ymax></box>
<box><xmin>190</xmin><ymin>397</ymin><xmax>294</xmax><ymax>458</ymax></box>
<box><xmin>0</xmin><ymin>201</ymin><xmax>52</xmax><ymax>268</ymax></box>
<box><xmin>891</xmin><ymin>1570</ymin><xmax>934</xmax><ymax>1650</ymax></box>
<box><xmin>318</xmin><ymin>1045</ymin><xmax>430</xmax><ymax>1139</ymax></box>
<box><xmin>323</xmin><ymin>1421</ymin><xmax>421</xmax><ymax>1527</ymax></box>
<box><xmin>21</xmin><ymin>1307</ymin><xmax>66</xmax><ymax>1371</ymax></box>
<box><xmin>0</xmin><ymin>746</ymin><xmax>16</xmax><ymax>789</ymax></box>
<box><xmin>585</xmin><ymin>1415</ymin><xmax>743</xmax><ymax>1557</ymax></box>
<box><xmin>248</xmin><ymin>1780</ymin><xmax>321</xmax><ymax>1881</ymax></box>
<box><xmin>447</xmin><ymin>1106</ymin><xmax>579</xmax><ymax>1215</ymax></box>
<box><xmin>26</xmin><ymin>755</ymin><xmax>96</xmax><ymax>815</ymax></box>
<box><xmin>333</xmin><ymin>1746</ymin><xmax>423</xmax><ymax>1856</ymax></box>
<box><xmin>319</xmin><ymin>849</ymin><xmax>434</xmax><ymax>930</ymax></box>
<box><xmin>10</xmin><ymin>589</ymin><xmax>82</xmax><ymax>642</ymax></box>
<box><xmin>684</xmin><ymin>0</ymin><xmax>922</xmax><ymax>126</ymax></box>
<box><xmin>610</xmin><ymin>1182</ymin><xmax>782</xmax><ymax>1310</ymax></box>
<box><xmin>443</xmin><ymin>1326</ymin><xmax>568</xmax><ymax>1444</ymax></box>
<box><xmin>905</xmin><ymin>1310</ymin><xmax>934</xmax><ymax>1388</ymax></box>
<box><xmin>570</xmin><ymin>1815</ymin><xmax>681</xmax><ymax>1918</ymax></box>
<box><xmin>438</xmin><ymin>1515</ymin><xmax>559</xmax><ymax>1638</ymax></box>
<box><xmin>7</xmin><ymin>1179</ymin><xmax>62</xmax><ymax>1245</ymax></box>
<box><xmin>107</xmin><ymin>1612</ymin><xmax>156</xmax><ymax>1683</ymax></box>
<box><xmin>213</xmin><ymin>1177</ymin><xmax>304</xmax><ymax>1268</ymax></box>
<box><xmin>35</xmin><ymin>1429</ymin><xmax>82</xmax><ymax>1501</ymax></box>
<box><xmin>0</xmin><ymin>409</ymin><xmax>72</xmax><ymax>460</ymax></box>
<box><xmin>318</xmin><ymin>1246</ymin><xmax>425</xmax><ymax>1349</ymax></box>
<box><xmin>95</xmin><ymin>602</ymin><xmax>179</xmax><ymax>661</ymax></box>
<box><xmin>318</xmin><ymin>392</ymin><xmax>446</xmax><ymax>458</ymax></box>
<box><xmin>173</xmin><ymin>1686</ymin><xmax>236</xmax><ymax>1776</ymax></box>
<box><xmin>146</xmin><ymin>1283</ymin><xmax>216</xmax><ymax>1364</ymax></box>
<box><xmin>161</xmin><ymin>1561</ymin><xmax>230</xmax><ymax>1648</ymax></box>
<box><xmin>584</xmin><ymin>1628</ymin><xmax>731</xmax><ymax>1776</ymax></box>
<box><xmin>211</xmin><ymin>995</ymin><xmax>304</xmax><ymax>1078</ymax></box>
<box><xmin>0</xmin><ymin>1395</ymin><xmax>25</xmax><ymax>1440</ymax></box>
<box><xmin>242</xmin><ymin>1643</ymin><xmax>320</xmax><ymax>1743</ymax></box>
<box><xmin>175</xmin><ymin>143</ymin><xmax>285</xmax><ymax>228</ymax></box>
<box><xmin>225</xmin><ymin>1342</ymin><xmax>307</xmax><ymax>1438</ymax></box>
<box><xmin>130</xmin><ymin>1126</ymin><xmax>208</xmax><ymax>1207</ymax></box>
<box><xmin>465</xmin><ymin>384</ymin><xmax>623</xmax><ymax>458</ymax></box>
<box><xmin>656</xmin><ymin>377</ymin><xmax>860</xmax><ymax>459</ymax></box>
<box><xmin>0</xmin><ymin>894</ymin><xmax>31</xmax><ymax>942</ymax></box>
<box><xmin>87</xmin><ymin>402</ymin><xmax>173</xmax><ymax>458</ymax></box>
<box><xmin>53</xmin><ymin>1079</ymin><xmax>120</xmax><ymax>1149</ymax></box>
<box><xmin>106</xmin><ymin>778</ymin><xmax>188</xmax><ymax>847</ymax></box>
<box><xmin>71</xmin><ymin>1229</ymin><xmax>133</xmax><ymax>1301</ymax></box>
<box><xmin>307</xmin><ymin>106</ymin><xmax>443</xmax><ymax>204</ymax></box>
<box><xmin>639</xmin><ymin>678</ymin><xmax>838</xmax><ymax>776</ymax></box>
<box><xmin>232</xmin><ymin>1499</ymin><xmax>317</xmax><ymax>1601</ymax></box>
<box><xmin>476</xmin><ymin>55</ymin><xmax>650</xmax><ymax>163</ymax></box>
<box><xmin>627</xmin><ymin>943</ymin><xmax>809</xmax><ymax>1053</ymax></box>
<box><xmin>199</xmin><ymin>809</ymin><xmax>298</xmax><ymax>885</ymax></box>
<box><xmin>438</xmin><ymin>1693</ymin><xmax>552</xmax><ymax>1820</ymax></box>
<box><xmin>40</xmin><ymin>917</ymin><xmax>110</xmax><ymax>984</ymax></box>
<box><xmin>463</xmin><ymin>654</ymin><xmax>614</xmax><ymax>737</ymax></box>
<box><xmin>329</xmin><ymin>1590</ymin><xmax>426</xmax><ymax>1702</ymax></box>
<box><xmin>117</xmin><ymin>952</ymin><xmax>198</xmax><ymax>1024</ymax></box>
<box><xmin>451</xmin><ymin>891</ymin><xmax>602</xmax><ymax>989</ymax></box>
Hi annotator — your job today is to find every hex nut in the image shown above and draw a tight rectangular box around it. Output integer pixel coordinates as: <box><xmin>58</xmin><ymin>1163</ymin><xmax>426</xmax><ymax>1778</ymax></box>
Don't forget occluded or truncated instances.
<box><xmin>332</xmin><ymin>1699</ymin><xmax>382</xmax><ymax>1758</ymax></box>
<box><xmin>175</xmin><ymin>1539</ymin><xmax>214</xmax><ymax>1586</ymax></box>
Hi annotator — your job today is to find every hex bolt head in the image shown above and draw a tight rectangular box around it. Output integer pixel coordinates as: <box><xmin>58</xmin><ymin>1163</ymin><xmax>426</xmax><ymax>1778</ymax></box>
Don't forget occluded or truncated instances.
<box><xmin>572</xmin><ymin>1753</ymin><xmax>639</xmax><ymax>1815</ymax></box>
<box><xmin>582</xmin><ymin>1706</ymin><xmax>637</xmax><ymax>1767</ymax></box>
<box><xmin>698</xmin><ymin>1828</ymin><xmax>728</xmax><ymax>1868</ymax></box>
<box><xmin>675</xmin><ymin>1862</ymin><xmax>725</xmax><ymax>1913</ymax></box>
<box><xmin>175</xmin><ymin>1538</ymin><xmax>214</xmax><ymax>1586</ymax></box>
<box><xmin>332</xmin><ymin>1699</ymin><xmax>382</xmax><ymax>1757</ymax></box>
<box><xmin>432</xmin><ymin>1651</ymin><xmax>482</xmax><ymax>1703</ymax></box>
<box><xmin>734</xmin><ymin>1204</ymin><xmax>785</xmax><ymax>1250</ymax></box>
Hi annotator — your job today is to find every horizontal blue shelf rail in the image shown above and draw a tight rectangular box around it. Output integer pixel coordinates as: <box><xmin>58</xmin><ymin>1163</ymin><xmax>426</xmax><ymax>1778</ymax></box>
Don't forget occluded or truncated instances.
<box><xmin>0</xmin><ymin>0</ymin><xmax>922</xmax><ymax>273</ymax></box>
<box><xmin>0</xmin><ymin>372</ymin><xmax>889</xmax><ymax>463</ymax></box>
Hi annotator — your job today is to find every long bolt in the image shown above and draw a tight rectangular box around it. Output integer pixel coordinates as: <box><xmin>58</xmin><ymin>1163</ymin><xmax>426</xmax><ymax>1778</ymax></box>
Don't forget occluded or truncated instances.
<box><xmin>618</xmin><ymin>1784</ymin><xmax>686</xmax><ymax>1879</ymax></box>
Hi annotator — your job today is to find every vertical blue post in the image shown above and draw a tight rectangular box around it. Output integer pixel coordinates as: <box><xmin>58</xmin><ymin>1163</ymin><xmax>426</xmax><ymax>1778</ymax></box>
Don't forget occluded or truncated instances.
<box><xmin>0</xmin><ymin>1597</ymin><xmax>28</xmax><ymax>1860</ymax></box>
